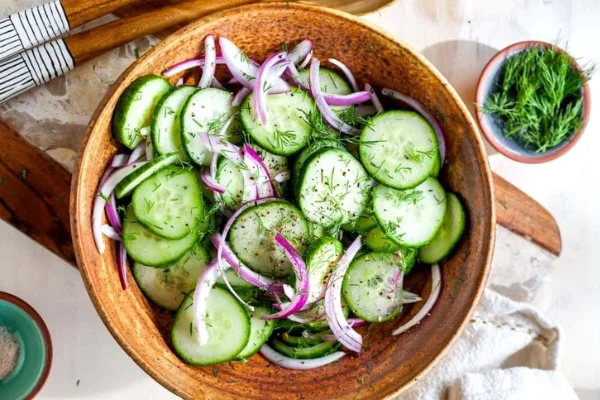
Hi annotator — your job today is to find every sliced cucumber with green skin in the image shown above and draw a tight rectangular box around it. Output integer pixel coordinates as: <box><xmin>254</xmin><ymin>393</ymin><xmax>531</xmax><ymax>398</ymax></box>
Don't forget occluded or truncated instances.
<box><xmin>365</xmin><ymin>226</ymin><xmax>401</xmax><ymax>252</ymax></box>
<box><xmin>279</xmin><ymin>332</ymin><xmax>329</xmax><ymax>347</ymax></box>
<box><xmin>215</xmin><ymin>156</ymin><xmax>244</xmax><ymax>213</ymax></box>
<box><xmin>359</xmin><ymin>110</ymin><xmax>439</xmax><ymax>189</ymax></box>
<box><xmin>132</xmin><ymin>243</ymin><xmax>209</xmax><ymax>311</ymax></box>
<box><xmin>236</xmin><ymin>306</ymin><xmax>276</xmax><ymax>359</ymax></box>
<box><xmin>172</xmin><ymin>287</ymin><xmax>250</xmax><ymax>366</ymax></box>
<box><xmin>419</xmin><ymin>192</ymin><xmax>466</xmax><ymax>264</ymax></box>
<box><xmin>305</xmin><ymin>237</ymin><xmax>343</xmax><ymax>304</ymax></box>
<box><xmin>373</xmin><ymin>177</ymin><xmax>447</xmax><ymax>247</ymax></box>
<box><xmin>342</xmin><ymin>252</ymin><xmax>404</xmax><ymax>323</ymax></box>
<box><xmin>123</xmin><ymin>206</ymin><xmax>198</xmax><ymax>266</ymax></box>
<box><xmin>240</xmin><ymin>88</ymin><xmax>315</xmax><ymax>156</ymax></box>
<box><xmin>400</xmin><ymin>247</ymin><xmax>418</xmax><ymax>274</ymax></box>
<box><xmin>430</xmin><ymin>152</ymin><xmax>441</xmax><ymax>178</ymax></box>
<box><xmin>112</xmin><ymin>75</ymin><xmax>172</xmax><ymax>149</ymax></box>
<box><xmin>180</xmin><ymin>88</ymin><xmax>240</xmax><ymax>165</ymax></box>
<box><xmin>298</xmin><ymin>148</ymin><xmax>370</xmax><ymax>228</ymax></box>
<box><xmin>151</xmin><ymin>85</ymin><xmax>197</xmax><ymax>161</ymax></box>
<box><xmin>342</xmin><ymin>210</ymin><xmax>378</xmax><ymax>233</ymax></box>
<box><xmin>270</xmin><ymin>338</ymin><xmax>338</xmax><ymax>359</ymax></box>
<box><xmin>132</xmin><ymin>166</ymin><xmax>203</xmax><ymax>239</ymax></box>
<box><xmin>229</xmin><ymin>201</ymin><xmax>309</xmax><ymax>278</ymax></box>
<box><xmin>216</xmin><ymin>269</ymin><xmax>255</xmax><ymax>291</ymax></box>
<box><xmin>291</xmin><ymin>139</ymin><xmax>343</xmax><ymax>196</ymax></box>
<box><xmin>308</xmin><ymin>222</ymin><xmax>326</xmax><ymax>241</ymax></box>
<box><xmin>114</xmin><ymin>153</ymin><xmax>180</xmax><ymax>199</ymax></box>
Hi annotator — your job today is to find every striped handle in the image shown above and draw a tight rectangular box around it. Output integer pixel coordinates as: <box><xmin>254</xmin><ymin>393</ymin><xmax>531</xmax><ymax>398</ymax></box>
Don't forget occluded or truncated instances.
<box><xmin>0</xmin><ymin>39</ymin><xmax>74</xmax><ymax>103</ymax></box>
<box><xmin>0</xmin><ymin>1</ymin><xmax>70</xmax><ymax>63</ymax></box>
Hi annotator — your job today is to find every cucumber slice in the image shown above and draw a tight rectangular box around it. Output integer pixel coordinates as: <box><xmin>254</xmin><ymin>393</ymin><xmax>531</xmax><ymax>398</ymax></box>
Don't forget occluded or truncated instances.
<box><xmin>430</xmin><ymin>151</ymin><xmax>441</xmax><ymax>177</ymax></box>
<box><xmin>400</xmin><ymin>247</ymin><xmax>418</xmax><ymax>274</ymax></box>
<box><xmin>341</xmin><ymin>210</ymin><xmax>377</xmax><ymax>233</ymax></box>
<box><xmin>306</xmin><ymin>237</ymin><xmax>343</xmax><ymax>304</ymax></box>
<box><xmin>132</xmin><ymin>243</ymin><xmax>209</xmax><ymax>310</ymax></box>
<box><xmin>364</xmin><ymin>226</ymin><xmax>401</xmax><ymax>252</ymax></box>
<box><xmin>308</xmin><ymin>222</ymin><xmax>326</xmax><ymax>241</ymax></box>
<box><xmin>122</xmin><ymin>206</ymin><xmax>198</xmax><ymax>266</ymax></box>
<box><xmin>342</xmin><ymin>252</ymin><xmax>404</xmax><ymax>323</ymax></box>
<box><xmin>373</xmin><ymin>177</ymin><xmax>447</xmax><ymax>247</ymax></box>
<box><xmin>214</xmin><ymin>156</ymin><xmax>244</xmax><ymax>213</ymax></box>
<box><xmin>291</xmin><ymin>139</ymin><xmax>342</xmax><ymax>196</ymax></box>
<box><xmin>419</xmin><ymin>193</ymin><xmax>466</xmax><ymax>264</ymax></box>
<box><xmin>151</xmin><ymin>86</ymin><xmax>197</xmax><ymax>161</ymax></box>
<box><xmin>112</xmin><ymin>75</ymin><xmax>172</xmax><ymax>149</ymax></box>
<box><xmin>237</xmin><ymin>306</ymin><xmax>276</xmax><ymax>359</ymax></box>
<box><xmin>132</xmin><ymin>166</ymin><xmax>203</xmax><ymax>239</ymax></box>
<box><xmin>250</xmin><ymin>144</ymin><xmax>289</xmax><ymax>196</ymax></box>
<box><xmin>114</xmin><ymin>153</ymin><xmax>180</xmax><ymax>199</ymax></box>
<box><xmin>298</xmin><ymin>148</ymin><xmax>370</xmax><ymax>228</ymax></box>
<box><xmin>172</xmin><ymin>287</ymin><xmax>250</xmax><ymax>366</ymax></box>
<box><xmin>270</xmin><ymin>338</ymin><xmax>338</xmax><ymax>359</ymax></box>
<box><xmin>229</xmin><ymin>200</ymin><xmax>309</xmax><ymax>278</ymax></box>
<box><xmin>180</xmin><ymin>88</ymin><xmax>241</xmax><ymax>165</ymax></box>
<box><xmin>359</xmin><ymin>110</ymin><xmax>438</xmax><ymax>189</ymax></box>
<box><xmin>216</xmin><ymin>269</ymin><xmax>255</xmax><ymax>291</ymax></box>
<box><xmin>279</xmin><ymin>332</ymin><xmax>329</xmax><ymax>346</ymax></box>
<box><xmin>240</xmin><ymin>88</ymin><xmax>314</xmax><ymax>156</ymax></box>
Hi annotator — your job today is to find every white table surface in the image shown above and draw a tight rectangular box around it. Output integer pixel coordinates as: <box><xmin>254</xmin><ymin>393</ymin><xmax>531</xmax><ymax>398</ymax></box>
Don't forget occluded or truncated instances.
<box><xmin>1</xmin><ymin>0</ymin><xmax>599</xmax><ymax>398</ymax></box>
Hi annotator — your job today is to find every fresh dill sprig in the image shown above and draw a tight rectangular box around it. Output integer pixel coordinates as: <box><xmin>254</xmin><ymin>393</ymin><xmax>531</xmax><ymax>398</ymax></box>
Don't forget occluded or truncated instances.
<box><xmin>481</xmin><ymin>45</ymin><xmax>594</xmax><ymax>153</ymax></box>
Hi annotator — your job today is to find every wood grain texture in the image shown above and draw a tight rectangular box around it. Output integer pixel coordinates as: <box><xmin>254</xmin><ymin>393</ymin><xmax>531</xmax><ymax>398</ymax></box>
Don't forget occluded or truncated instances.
<box><xmin>0</xmin><ymin>120</ymin><xmax>74</xmax><ymax>265</ymax></box>
<box><xmin>70</xmin><ymin>4</ymin><xmax>495</xmax><ymax>399</ymax></box>
<box><xmin>494</xmin><ymin>173</ymin><xmax>562</xmax><ymax>256</ymax></box>
<box><xmin>60</xmin><ymin>0</ymin><xmax>141</xmax><ymax>28</ymax></box>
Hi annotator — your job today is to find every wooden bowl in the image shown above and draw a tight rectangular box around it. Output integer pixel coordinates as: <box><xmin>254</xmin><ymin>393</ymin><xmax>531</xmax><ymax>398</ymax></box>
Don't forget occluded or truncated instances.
<box><xmin>71</xmin><ymin>3</ymin><xmax>495</xmax><ymax>399</ymax></box>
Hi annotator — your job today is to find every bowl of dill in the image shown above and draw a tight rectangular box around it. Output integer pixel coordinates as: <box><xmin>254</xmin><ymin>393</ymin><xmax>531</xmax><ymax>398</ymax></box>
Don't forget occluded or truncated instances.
<box><xmin>476</xmin><ymin>41</ymin><xmax>593</xmax><ymax>163</ymax></box>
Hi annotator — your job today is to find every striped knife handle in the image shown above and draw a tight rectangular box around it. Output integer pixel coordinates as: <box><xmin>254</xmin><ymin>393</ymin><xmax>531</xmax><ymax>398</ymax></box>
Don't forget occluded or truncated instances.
<box><xmin>0</xmin><ymin>1</ymin><xmax>70</xmax><ymax>63</ymax></box>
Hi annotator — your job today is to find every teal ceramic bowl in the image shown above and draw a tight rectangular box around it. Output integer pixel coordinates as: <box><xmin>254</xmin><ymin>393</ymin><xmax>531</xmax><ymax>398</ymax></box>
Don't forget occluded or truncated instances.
<box><xmin>0</xmin><ymin>292</ymin><xmax>52</xmax><ymax>400</ymax></box>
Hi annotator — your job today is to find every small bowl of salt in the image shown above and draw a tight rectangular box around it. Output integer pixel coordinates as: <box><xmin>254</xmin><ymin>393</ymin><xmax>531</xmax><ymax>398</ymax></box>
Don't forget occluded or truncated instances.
<box><xmin>0</xmin><ymin>292</ymin><xmax>52</xmax><ymax>400</ymax></box>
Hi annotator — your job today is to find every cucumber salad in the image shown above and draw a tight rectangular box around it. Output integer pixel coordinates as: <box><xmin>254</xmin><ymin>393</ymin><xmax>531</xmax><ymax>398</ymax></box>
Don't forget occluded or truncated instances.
<box><xmin>92</xmin><ymin>35</ymin><xmax>467</xmax><ymax>369</ymax></box>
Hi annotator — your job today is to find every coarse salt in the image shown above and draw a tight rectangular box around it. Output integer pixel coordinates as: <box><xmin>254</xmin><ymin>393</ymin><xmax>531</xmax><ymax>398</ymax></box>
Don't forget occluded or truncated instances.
<box><xmin>0</xmin><ymin>327</ymin><xmax>20</xmax><ymax>380</ymax></box>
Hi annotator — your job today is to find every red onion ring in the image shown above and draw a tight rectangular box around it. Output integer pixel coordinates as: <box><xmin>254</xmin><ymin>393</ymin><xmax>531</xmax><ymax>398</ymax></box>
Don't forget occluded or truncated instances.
<box><xmin>365</xmin><ymin>83</ymin><xmax>383</xmax><ymax>113</ymax></box>
<box><xmin>92</xmin><ymin>161</ymin><xmax>146</xmax><ymax>253</ymax></box>
<box><xmin>111</xmin><ymin>154</ymin><xmax>129</xmax><ymax>168</ymax></box>
<box><xmin>193</xmin><ymin>259</ymin><xmax>221</xmax><ymax>345</ymax></box>
<box><xmin>175</xmin><ymin>77</ymin><xmax>184</xmax><ymax>86</ymax></box>
<box><xmin>287</xmin><ymin>39</ymin><xmax>313</xmax><ymax>65</ymax></box>
<box><xmin>243</xmin><ymin>145</ymin><xmax>276</xmax><ymax>197</ymax></box>
<box><xmin>392</xmin><ymin>264</ymin><xmax>441</xmax><ymax>335</ymax></box>
<box><xmin>310</xmin><ymin>59</ymin><xmax>360</xmax><ymax>135</ymax></box>
<box><xmin>104</xmin><ymin>193</ymin><xmax>121</xmax><ymax>234</ymax></box>
<box><xmin>328</xmin><ymin>58</ymin><xmax>359</xmax><ymax>92</ymax></box>
<box><xmin>232</xmin><ymin>87</ymin><xmax>251</xmax><ymax>107</ymax></box>
<box><xmin>253</xmin><ymin>52</ymin><xmax>288</xmax><ymax>124</ymax></box>
<box><xmin>162</xmin><ymin>55</ymin><xmax>225</xmax><ymax>78</ymax></box>
<box><xmin>117</xmin><ymin>242</ymin><xmax>128</xmax><ymax>290</ymax></box>
<box><xmin>324</xmin><ymin>236</ymin><xmax>363</xmax><ymax>353</ymax></box>
<box><xmin>145</xmin><ymin>134</ymin><xmax>153</xmax><ymax>160</ymax></box>
<box><xmin>299</xmin><ymin>50</ymin><xmax>312</xmax><ymax>69</ymax></box>
<box><xmin>261</xmin><ymin>233</ymin><xmax>309</xmax><ymax>319</ymax></box>
<box><xmin>322</xmin><ymin>91</ymin><xmax>372</xmax><ymax>106</ymax></box>
<box><xmin>200</xmin><ymin>170</ymin><xmax>226</xmax><ymax>194</ymax></box>
<box><xmin>101</xmin><ymin>224</ymin><xmax>121</xmax><ymax>241</ymax></box>
<box><xmin>198</xmin><ymin>132</ymin><xmax>243</xmax><ymax>164</ymax></box>
<box><xmin>259</xmin><ymin>344</ymin><xmax>346</xmax><ymax>370</ymax></box>
<box><xmin>198</xmin><ymin>35</ymin><xmax>216</xmax><ymax>89</ymax></box>
<box><xmin>381</xmin><ymin>88</ymin><xmax>446</xmax><ymax>163</ymax></box>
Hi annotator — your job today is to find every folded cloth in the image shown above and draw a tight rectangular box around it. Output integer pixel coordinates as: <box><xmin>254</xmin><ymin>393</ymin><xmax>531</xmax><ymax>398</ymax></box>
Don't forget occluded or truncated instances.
<box><xmin>400</xmin><ymin>288</ymin><xmax>576</xmax><ymax>399</ymax></box>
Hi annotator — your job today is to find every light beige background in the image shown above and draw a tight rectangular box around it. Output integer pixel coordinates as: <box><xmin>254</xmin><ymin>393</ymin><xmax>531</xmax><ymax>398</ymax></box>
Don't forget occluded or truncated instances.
<box><xmin>0</xmin><ymin>0</ymin><xmax>598</xmax><ymax>398</ymax></box>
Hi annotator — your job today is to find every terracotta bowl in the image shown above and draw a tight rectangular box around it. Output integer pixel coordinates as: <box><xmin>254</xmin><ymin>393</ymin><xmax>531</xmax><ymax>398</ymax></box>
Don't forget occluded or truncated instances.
<box><xmin>475</xmin><ymin>40</ymin><xmax>592</xmax><ymax>163</ymax></box>
<box><xmin>71</xmin><ymin>3</ymin><xmax>495</xmax><ymax>399</ymax></box>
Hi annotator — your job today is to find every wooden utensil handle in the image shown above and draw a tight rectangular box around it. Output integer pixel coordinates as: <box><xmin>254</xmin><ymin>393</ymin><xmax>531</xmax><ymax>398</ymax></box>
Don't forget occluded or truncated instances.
<box><xmin>61</xmin><ymin>0</ymin><xmax>141</xmax><ymax>28</ymax></box>
<box><xmin>64</xmin><ymin>0</ymin><xmax>257</xmax><ymax>65</ymax></box>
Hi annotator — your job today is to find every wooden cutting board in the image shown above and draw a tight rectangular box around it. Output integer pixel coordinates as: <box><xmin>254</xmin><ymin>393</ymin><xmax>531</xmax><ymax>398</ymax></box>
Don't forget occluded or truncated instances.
<box><xmin>0</xmin><ymin>118</ymin><xmax>561</xmax><ymax>267</ymax></box>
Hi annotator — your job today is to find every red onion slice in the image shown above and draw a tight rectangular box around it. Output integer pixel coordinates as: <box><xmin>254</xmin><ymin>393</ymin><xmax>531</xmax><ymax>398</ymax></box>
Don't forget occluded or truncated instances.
<box><xmin>117</xmin><ymin>242</ymin><xmax>128</xmax><ymax>290</ymax></box>
<box><xmin>402</xmin><ymin>291</ymin><xmax>423</xmax><ymax>304</ymax></box>
<box><xmin>259</xmin><ymin>344</ymin><xmax>345</xmax><ymax>370</ymax></box>
<box><xmin>287</xmin><ymin>39</ymin><xmax>313</xmax><ymax>65</ymax></box>
<box><xmin>347</xmin><ymin>318</ymin><xmax>368</xmax><ymax>328</ymax></box>
<box><xmin>175</xmin><ymin>77</ymin><xmax>184</xmax><ymax>86</ymax></box>
<box><xmin>162</xmin><ymin>55</ymin><xmax>225</xmax><ymax>77</ymax></box>
<box><xmin>286</xmin><ymin>62</ymin><xmax>310</xmax><ymax>91</ymax></box>
<box><xmin>392</xmin><ymin>264</ymin><xmax>441</xmax><ymax>335</ymax></box>
<box><xmin>381</xmin><ymin>88</ymin><xmax>446</xmax><ymax>163</ymax></box>
<box><xmin>232</xmin><ymin>87</ymin><xmax>251</xmax><ymax>107</ymax></box>
<box><xmin>310</xmin><ymin>59</ymin><xmax>360</xmax><ymax>135</ymax></box>
<box><xmin>209</xmin><ymin>234</ymin><xmax>278</xmax><ymax>290</ymax></box>
<box><xmin>323</xmin><ymin>91</ymin><xmax>371</xmax><ymax>106</ymax></box>
<box><xmin>145</xmin><ymin>133</ymin><xmax>153</xmax><ymax>160</ymax></box>
<box><xmin>261</xmin><ymin>233</ymin><xmax>309</xmax><ymax>319</ymax></box>
<box><xmin>253</xmin><ymin>52</ymin><xmax>288</xmax><ymax>124</ymax></box>
<box><xmin>92</xmin><ymin>161</ymin><xmax>147</xmax><ymax>253</ymax></box>
<box><xmin>111</xmin><ymin>154</ymin><xmax>129</xmax><ymax>168</ymax></box>
<box><xmin>299</xmin><ymin>50</ymin><xmax>313</xmax><ymax>69</ymax></box>
<box><xmin>324</xmin><ymin>236</ymin><xmax>363</xmax><ymax>353</ymax></box>
<box><xmin>104</xmin><ymin>193</ymin><xmax>121</xmax><ymax>234</ymax></box>
<box><xmin>219</xmin><ymin>37</ymin><xmax>289</xmax><ymax>93</ymax></box>
<box><xmin>128</xmin><ymin>130</ymin><xmax>148</xmax><ymax>164</ymax></box>
<box><xmin>198</xmin><ymin>132</ymin><xmax>243</xmax><ymax>164</ymax></box>
<box><xmin>198</xmin><ymin>35</ymin><xmax>216</xmax><ymax>89</ymax></box>
<box><xmin>193</xmin><ymin>259</ymin><xmax>221</xmax><ymax>345</ymax></box>
<box><xmin>200</xmin><ymin>170</ymin><xmax>226</xmax><ymax>194</ymax></box>
<box><xmin>328</xmin><ymin>58</ymin><xmax>359</xmax><ymax>92</ymax></box>
<box><xmin>210</xmin><ymin>77</ymin><xmax>224</xmax><ymax>89</ymax></box>
<box><xmin>365</xmin><ymin>83</ymin><xmax>383</xmax><ymax>113</ymax></box>
<box><xmin>243</xmin><ymin>145</ymin><xmax>275</xmax><ymax>198</ymax></box>
<box><xmin>101</xmin><ymin>224</ymin><xmax>121</xmax><ymax>241</ymax></box>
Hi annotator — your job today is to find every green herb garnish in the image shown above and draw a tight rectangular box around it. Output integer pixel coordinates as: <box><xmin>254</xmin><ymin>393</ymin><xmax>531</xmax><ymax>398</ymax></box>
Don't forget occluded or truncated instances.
<box><xmin>482</xmin><ymin>45</ymin><xmax>594</xmax><ymax>152</ymax></box>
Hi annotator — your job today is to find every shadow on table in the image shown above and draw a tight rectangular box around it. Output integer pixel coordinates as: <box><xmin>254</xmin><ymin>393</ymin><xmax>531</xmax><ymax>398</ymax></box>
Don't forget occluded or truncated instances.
<box><xmin>420</xmin><ymin>40</ymin><xmax>498</xmax><ymax>156</ymax></box>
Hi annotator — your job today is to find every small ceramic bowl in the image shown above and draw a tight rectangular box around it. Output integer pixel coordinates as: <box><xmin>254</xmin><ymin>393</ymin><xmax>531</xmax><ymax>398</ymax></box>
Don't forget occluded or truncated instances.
<box><xmin>0</xmin><ymin>292</ymin><xmax>52</xmax><ymax>400</ymax></box>
<box><xmin>475</xmin><ymin>40</ymin><xmax>591</xmax><ymax>163</ymax></box>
